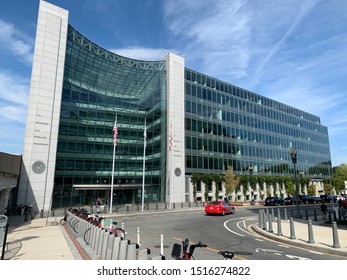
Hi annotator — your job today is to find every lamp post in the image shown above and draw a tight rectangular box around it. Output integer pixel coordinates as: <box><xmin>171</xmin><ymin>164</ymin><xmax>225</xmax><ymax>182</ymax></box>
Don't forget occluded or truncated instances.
<box><xmin>249</xmin><ymin>165</ymin><xmax>254</xmax><ymax>203</ymax></box>
<box><xmin>290</xmin><ymin>148</ymin><xmax>302</xmax><ymax>218</ymax></box>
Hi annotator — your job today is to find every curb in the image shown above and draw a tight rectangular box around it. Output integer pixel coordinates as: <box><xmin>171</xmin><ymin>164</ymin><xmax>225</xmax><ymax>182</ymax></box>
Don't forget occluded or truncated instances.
<box><xmin>251</xmin><ymin>224</ymin><xmax>347</xmax><ymax>257</ymax></box>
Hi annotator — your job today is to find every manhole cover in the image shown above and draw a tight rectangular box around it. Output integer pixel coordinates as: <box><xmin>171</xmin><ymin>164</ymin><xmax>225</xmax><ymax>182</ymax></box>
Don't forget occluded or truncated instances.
<box><xmin>154</xmin><ymin>245</ymin><xmax>170</xmax><ymax>248</ymax></box>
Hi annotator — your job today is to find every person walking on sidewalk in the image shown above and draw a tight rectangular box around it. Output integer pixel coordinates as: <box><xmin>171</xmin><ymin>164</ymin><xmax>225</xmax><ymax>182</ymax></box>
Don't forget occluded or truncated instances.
<box><xmin>321</xmin><ymin>201</ymin><xmax>328</xmax><ymax>220</ymax></box>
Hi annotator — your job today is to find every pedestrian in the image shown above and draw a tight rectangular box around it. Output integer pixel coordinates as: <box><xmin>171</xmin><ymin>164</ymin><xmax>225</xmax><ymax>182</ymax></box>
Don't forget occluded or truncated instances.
<box><xmin>321</xmin><ymin>201</ymin><xmax>328</xmax><ymax>220</ymax></box>
<box><xmin>223</xmin><ymin>193</ymin><xmax>227</xmax><ymax>202</ymax></box>
<box><xmin>338</xmin><ymin>198</ymin><xmax>342</xmax><ymax>209</ymax></box>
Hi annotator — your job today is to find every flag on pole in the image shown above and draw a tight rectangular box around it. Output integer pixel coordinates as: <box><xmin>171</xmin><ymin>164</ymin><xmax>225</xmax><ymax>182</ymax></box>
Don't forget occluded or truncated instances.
<box><xmin>144</xmin><ymin>119</ymin><xmax>147</xmax><ymax>149</ymax></box>
<box><xmin>112</xmin><ymin>119</ymin><xmax>118</xmax><ymax>146</ymax></box>
<box><xmin>168</xmin><ymin>134</ymin><xmax>173</xmax><ymax>151</ymax></box>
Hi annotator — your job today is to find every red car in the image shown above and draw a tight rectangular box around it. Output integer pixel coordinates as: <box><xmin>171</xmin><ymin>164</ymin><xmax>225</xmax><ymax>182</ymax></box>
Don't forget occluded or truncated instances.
<box><xmin>205</xmin><ymin>200</ymin><xmax>235</xmax><ymax>216</ymax></box>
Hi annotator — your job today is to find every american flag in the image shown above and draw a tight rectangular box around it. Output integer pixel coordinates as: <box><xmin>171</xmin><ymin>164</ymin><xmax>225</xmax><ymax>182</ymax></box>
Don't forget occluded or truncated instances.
<box><xmin>168</xmin><ymin>134</ymin><xmax>173</xmax><ymax>151</ymax></box>
<box><xmin>144</xmin><ymin>119</ymin><xmax>147</xmax><ymax>149</ymax></box>
<box><xmin>113</xmin><ymin>119</ymin><xmax>118</xmax><ymax>146</ymax></box>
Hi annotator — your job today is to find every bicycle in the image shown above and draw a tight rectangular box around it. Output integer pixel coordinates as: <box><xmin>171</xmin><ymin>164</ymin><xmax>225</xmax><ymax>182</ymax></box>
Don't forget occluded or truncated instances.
<box><xmin>109</xmin><ymin>221</ymin><xmax>126</xmax><ymax>239</ymax></box>
<box><xmin>171</xmin><ymin>238</ymin><xmax>207</xmax><ymax>260</ymax></box>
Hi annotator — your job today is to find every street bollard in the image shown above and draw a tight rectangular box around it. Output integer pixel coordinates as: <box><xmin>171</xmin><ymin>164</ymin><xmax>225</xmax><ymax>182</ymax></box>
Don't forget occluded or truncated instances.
<box><xmin>160</xmin><ymin>234</ymin><xmax>164</xmax><ymax>256</ymax></box>
<box><xmin>277</xmin><ymin>208</ymin><xmax>281</xmax><ymax>220</ymax></box>
<box><xmin>284</xmin><ymin>208</ymin><xmax>288</xmax><ymax>220</ymax></box>
<box><xmin>263</xmin><ymin>211</ymin><xmax>268</xmax><ymax>231</ymax></box>
<box><xmin>126</xmin><ymin>205</ymin><xmax>130</xmax><ymax>212</ymax></box>
<box><xmin>137</xmin><ymin>227</ymin><xmax>141</xmax><ymax>246</ymax></box>
<box><xmin>277</xmin><ymin>213</ymin><xmax>282</xmax><ymax>236</ymax></box>
<box><xmin>156</xmin><ymin>203</ymin><xmax>159</xmax><ymax>210</ymax></box>
<box><xmin>333</xmin><ymin>210</ymin><xmax>337</xmax><ymax>222</ymax></box>
<box><xmin>314</xmin><ymin>209</ymin><xmax>318</xmax><ymax>221</ymax></box>
<box><xmin>332</xmin><ymin>222</ymin><xmax>341</xmax><ymax>248</ymax></box>
<box><xmin>307</xmin><ymin>219</ymin><xmax>315</xmax><ymax>244</ymax></box>
<box><xmin>290</xmin><ymin>217</ymin><xmax>296</xmax><ymax>240</ymax></box>
<box><xmin>268</xmin><ymin>214</ymin><xmax>273</xmax><ymax>233</ymax></box>
<box><xmin>258</xmin><ymin>210</ymin><xmax>263</xmax><ymax>228</ymax></box>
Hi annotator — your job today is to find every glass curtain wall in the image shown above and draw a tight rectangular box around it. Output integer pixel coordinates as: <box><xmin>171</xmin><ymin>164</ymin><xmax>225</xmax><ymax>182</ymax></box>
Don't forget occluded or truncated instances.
<box><xmin>184</xmin><ymin>68</ymin><xmax>331</xmax><ymax>178</ymax></box>
<box><xmin>53</xmin><ymin>26</ymin><xmax>166</xmax><ymax>208</ymax></box>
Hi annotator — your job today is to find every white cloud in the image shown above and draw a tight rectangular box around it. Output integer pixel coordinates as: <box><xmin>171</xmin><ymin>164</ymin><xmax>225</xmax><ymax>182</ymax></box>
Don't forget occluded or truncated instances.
<box><xmin>0</xmin><ymin>71</ymin><xmax>29</xmax><ymax>106</ymax></box>
<box><xmin>0</xmin><ymin>71</ymin><xmax>29</xmax><ymax>124</ymax></box>
<box><xmin>0</xmin><ymin>19</ymin><xmax>33</xmax><ymax>65</ymax></box>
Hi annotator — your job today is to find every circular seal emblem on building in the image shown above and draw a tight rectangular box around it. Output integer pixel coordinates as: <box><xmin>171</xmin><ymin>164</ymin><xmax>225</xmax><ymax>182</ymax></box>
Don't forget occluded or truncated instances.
<box><xmin>32</xmin><ymin>161</ymin><xmax>46</xmax><ymax>174</ymax></box>
<box><xmin>174</xmin><ymin>167</ymin><xmax>181</xmax><ymax>177</ymax></box>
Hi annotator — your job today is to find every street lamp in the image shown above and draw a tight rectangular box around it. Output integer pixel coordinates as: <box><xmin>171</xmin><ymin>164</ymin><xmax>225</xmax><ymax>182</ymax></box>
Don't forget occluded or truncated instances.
<box><xmin>249</xmin><ymin>165</ymin><xmax>254</xmax><ymax>203</ymax></box>
<box><xmin>290</xmin><ymin>148</ymin><xmax>302</xmax><ymax>218</ymax></box>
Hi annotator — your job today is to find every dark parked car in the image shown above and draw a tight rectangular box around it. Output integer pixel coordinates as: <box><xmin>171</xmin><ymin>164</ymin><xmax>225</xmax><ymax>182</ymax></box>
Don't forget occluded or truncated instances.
<box><xmin>284</xmin><ymin>196</ymin><xmax>302</xmax><ymax>205</ymax></box>
<box><xmin>320</xmin><ymin>195</ymin><xmax>337</xmax><ymax>203</ymax></box>
<box><xmin>264</xmin><ymin>196</ymin><xmax>285</xmax><ymax>206</ymax></box>
<box><xmin>299</xmin><ymin>195</ymin><xmax>322</xmax><ymax>204</ymax></box>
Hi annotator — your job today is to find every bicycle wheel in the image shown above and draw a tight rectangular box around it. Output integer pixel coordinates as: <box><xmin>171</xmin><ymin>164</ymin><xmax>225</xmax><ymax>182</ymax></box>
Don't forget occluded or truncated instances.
<box><xmin>114</xmin><ymin>228</ymin><xmax>126</xmax><ymax>239</ymax></box>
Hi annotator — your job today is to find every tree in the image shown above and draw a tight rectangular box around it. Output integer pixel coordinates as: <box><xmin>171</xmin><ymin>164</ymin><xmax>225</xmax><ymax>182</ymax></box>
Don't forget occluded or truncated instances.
<box><xmin>212</xmin><ymin>174</ymin><xmax>223</xmax><ymax>200</ymax></box>
<box><xmin>307</xmin><ymin>184</ymin><xmax>316</xmax><ymax>196</ymax></box>
<box><xmin>223</xmin><ymin>166</ymin><xmax>240</xmax><ymax>199</ymax></box>
<box><xmin>190</xmin><ymin>174</ymin><xmax>202</xmax><ymax>202</ymax></box>
<box><xmin>333</xmin><ymin>164</ymin><xmax>347</xmax><ymax>194</ymax></box>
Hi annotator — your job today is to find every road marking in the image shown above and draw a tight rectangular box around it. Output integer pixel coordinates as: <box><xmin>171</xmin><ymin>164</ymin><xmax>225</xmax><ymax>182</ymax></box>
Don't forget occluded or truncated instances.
<box><xmin>255</xmin><ymin>238</ymin><xmax>264</xmax><ymax>242</ymax></box>
<box><xmin>277</xmin><ymin>244</ymin><xmax>290</xmax><ymax>248</ymax></box>
<box><xmin>224</xmin><ymin>218</ymin><xmax>245</xmax><ymax>237</ymax></box>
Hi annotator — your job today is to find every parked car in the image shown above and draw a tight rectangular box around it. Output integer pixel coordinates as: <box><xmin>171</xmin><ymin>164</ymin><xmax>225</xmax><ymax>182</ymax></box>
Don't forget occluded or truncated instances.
<box><xmin>264</xmin><ymin>196</ymin><xmax>285</xmax><ymax>206</ymax></box>
<box><xmin>205</xmin><ymin>200</ymin><xmax>235</xmax><ymax>216</ymax></box>
<box><xmin>312</xmin><ymin>196</ymin><xmax>323</xmax><ymax>204</ymax></box>
<box><xmin>299</xmin><ymin>195</ymin><xmax>322</xmax><ymax>204</ymax></box>
<box><xmin>284</xmin><ymin>196</ymin><xmax>302</xmax><ymax>205</ymax></box>
<box><xmin>320</xmin><ymin>195</ymin><xmax>337</xmax><ymax>203</ymax></box>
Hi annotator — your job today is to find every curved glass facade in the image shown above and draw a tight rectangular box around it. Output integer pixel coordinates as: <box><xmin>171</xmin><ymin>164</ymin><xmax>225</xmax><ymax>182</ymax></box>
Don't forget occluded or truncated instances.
<box><xmin>53</xmin><ymin>26</ymin><xmax>167</xmax><ymax>207</ymax></box>
<box><xmin>185</xmin><ymin>69</ymin><xmax>331</xmax><ymax>177</ymax></box>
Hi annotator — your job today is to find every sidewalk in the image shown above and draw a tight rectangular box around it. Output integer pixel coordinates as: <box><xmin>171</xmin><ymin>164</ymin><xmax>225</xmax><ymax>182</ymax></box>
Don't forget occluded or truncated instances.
<box><xmin>251</xmin><ymin>216</ymin><xmax>347</xmax><ymax>257</ymax></box>
<box><xmin>3</xmin><ymin>215</ymin><xmax>78</xmax><ymax>260</ymax></box>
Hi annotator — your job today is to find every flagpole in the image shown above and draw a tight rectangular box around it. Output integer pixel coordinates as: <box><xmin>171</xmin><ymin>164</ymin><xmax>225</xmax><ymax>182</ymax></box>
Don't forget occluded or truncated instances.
<box><xmin>169</xmin><ymin>124</ymin><xmax>173</xmax><ymax>210</ymax></box>
<box><xmin>110</xmin><ymin>114</ymin><xmax>117</xmax><ymax>214</ymax></box>
<box><xmin>141</xmin><ymin>118</ymin><xmax>146</xmax><ymax>211</ymax></box>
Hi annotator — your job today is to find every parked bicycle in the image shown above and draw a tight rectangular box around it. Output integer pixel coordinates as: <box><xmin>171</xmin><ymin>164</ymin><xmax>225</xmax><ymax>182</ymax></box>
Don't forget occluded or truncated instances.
<box><xmin>109</xmin><ymin>221</ymin><xmax>126</xmax><ymax>239</ymax></box>
<box><xmin>171</xmin><ymin>238</ymin><xmax>207</xmax><ymax>260</ymax></box>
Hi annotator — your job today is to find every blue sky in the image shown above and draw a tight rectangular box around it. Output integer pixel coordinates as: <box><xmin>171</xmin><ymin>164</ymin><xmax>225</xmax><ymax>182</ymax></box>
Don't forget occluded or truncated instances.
<box><xmin>0</xmin><ymin>0</ymin><xmax>346</xmax><ymax>167</ymax></box>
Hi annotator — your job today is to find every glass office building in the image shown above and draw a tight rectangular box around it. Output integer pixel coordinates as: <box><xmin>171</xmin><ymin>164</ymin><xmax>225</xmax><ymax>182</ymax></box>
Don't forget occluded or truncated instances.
<box><xmin>18</xmin><ymin>1</ymin><xmax>331</xmax><ymax>212</ymax></box>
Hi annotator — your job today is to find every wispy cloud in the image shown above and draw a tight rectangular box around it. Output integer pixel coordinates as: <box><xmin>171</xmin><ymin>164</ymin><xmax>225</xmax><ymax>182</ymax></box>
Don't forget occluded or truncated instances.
<box><xmin>0</xmin><ymin>71</ymin><xmax>29</xmax><ymax>123</ymax></box>
<box><xmin>0</xmin><ymin>19</ymin><xmax>33</xmax><ymax>65</ymax></box>
<box><xmin>163</xmin><ymin>0</ymin><xmax>252</xmax><ymax>78</ymax></box>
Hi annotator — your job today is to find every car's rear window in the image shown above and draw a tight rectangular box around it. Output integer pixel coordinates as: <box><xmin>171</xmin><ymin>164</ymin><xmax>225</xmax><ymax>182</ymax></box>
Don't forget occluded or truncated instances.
<box><xmin>209</xmin><ymin>201</ymin><xmax>220</xmax><ymax>205</ymax></box>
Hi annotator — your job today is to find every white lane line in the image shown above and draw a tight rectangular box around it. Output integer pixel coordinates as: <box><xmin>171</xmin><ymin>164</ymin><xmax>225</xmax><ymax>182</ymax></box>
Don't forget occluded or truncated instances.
<box><xmin>255</xmin><ymin>238</ymin><xmax>264</xmax><ymax>242</ymax></box>
<box><xmin>278</xmin><ymin>244</ymin><xmax>290</xmax><ymax>248</ymax></box>
<box><xmin>224</xmin><ymin>218</ymin><xmax>245</xmax><ymax>237</ymax></box>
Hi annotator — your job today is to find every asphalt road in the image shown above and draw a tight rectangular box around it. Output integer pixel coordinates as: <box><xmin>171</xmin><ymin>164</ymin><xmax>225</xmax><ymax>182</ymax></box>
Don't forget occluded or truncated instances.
<box><xmin>107</xmin><ymin>206</ymin><xmax>345</xmax><ymax>260</ymax></box>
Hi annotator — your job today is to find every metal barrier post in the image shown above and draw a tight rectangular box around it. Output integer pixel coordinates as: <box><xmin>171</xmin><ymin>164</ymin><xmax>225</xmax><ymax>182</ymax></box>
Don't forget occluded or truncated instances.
<box><xmin>307</xmin><ymin>219</ymin><xmax>315</xmax><ymax>244</ymax></box>
<box><xmin>332</xmin><ymin>222</ymin><xmax>341</xmax><ymax>248</ymax></box>
<box><xmin>277</xmin><ymin>213</ymin><xmax>282</xmax><ymax>236</ymax></box>
<box><xmin>290</xmin><ymin>217</ymin><xmax>296</xmax><ymax>240</ymax></box>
